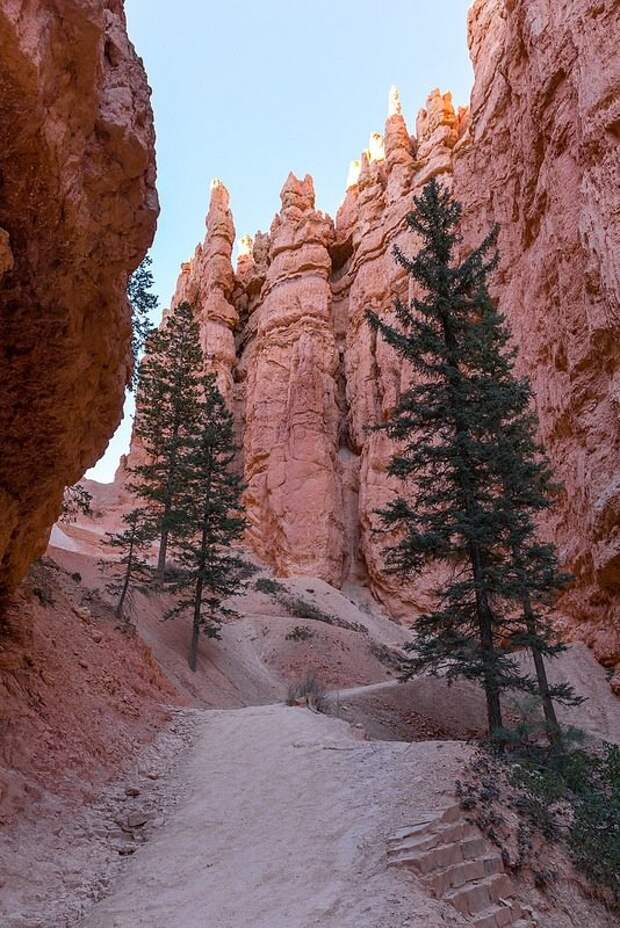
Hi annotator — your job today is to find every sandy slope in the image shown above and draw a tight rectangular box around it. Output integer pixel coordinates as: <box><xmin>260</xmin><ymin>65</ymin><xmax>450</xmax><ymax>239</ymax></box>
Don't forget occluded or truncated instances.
<box><xmin>79</xmin><ymin>706</ymin><xmax>467</xmax><ymax>928</ymax></box>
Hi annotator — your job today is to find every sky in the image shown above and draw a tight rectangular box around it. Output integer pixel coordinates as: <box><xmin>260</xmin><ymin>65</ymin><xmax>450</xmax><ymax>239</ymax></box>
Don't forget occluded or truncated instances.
<box><xmin>88</xmin><ymin>0</ymin><xmax>474</xmax><ymax>482</ymax></box>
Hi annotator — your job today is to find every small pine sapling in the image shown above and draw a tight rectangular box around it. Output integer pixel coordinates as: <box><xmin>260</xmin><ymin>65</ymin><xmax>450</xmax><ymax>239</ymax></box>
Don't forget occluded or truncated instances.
<box><xmin>100</xmin><ymin>508</ymin><xmax>153</xmax><ymax>622</ymax></box>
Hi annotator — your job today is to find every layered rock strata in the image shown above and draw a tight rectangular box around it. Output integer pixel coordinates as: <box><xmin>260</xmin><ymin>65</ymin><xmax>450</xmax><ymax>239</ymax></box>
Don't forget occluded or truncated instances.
<box><xmin>0</xmin><ymin>0</ymin><xmax>158</xmax><ymax>594</ymax></box>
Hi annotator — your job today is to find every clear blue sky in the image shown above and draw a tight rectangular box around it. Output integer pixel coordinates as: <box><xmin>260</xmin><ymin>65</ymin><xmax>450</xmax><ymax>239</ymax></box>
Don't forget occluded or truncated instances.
<box><xmin>89</xmin><ymin>0</ymin><xmax>474</xmax><ymax>482</ymax></box>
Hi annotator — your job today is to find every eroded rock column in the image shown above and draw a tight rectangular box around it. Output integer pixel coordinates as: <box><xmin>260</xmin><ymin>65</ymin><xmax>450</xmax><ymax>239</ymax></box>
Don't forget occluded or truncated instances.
<box><xmin>244</xmin><ymin>174</ymin><xmax>344</xmax><ymax>583</ymax></box>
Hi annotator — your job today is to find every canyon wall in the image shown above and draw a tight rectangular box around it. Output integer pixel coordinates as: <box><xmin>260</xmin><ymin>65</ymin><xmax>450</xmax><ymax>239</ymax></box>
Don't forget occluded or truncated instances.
<box><xmin>0</xmin><ymin>0</ymin><xmax>158</xmax><ymax>595</ymax></box>
<box><xmin>123</xmin><ymin>0</ymin><xmax>619</xmax><ymax>673</ymax></box>
<box><xmin>454</xmin><ymin>0</ymin><xmax>620</xmax><ymax>669</ymax></box>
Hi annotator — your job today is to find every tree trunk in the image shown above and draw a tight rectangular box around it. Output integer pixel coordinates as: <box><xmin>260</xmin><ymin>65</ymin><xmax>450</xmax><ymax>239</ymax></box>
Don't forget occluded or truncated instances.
<box><xmin>440</xmin><ymin>311</ymin><xmax>504</xmax><ymax>739</ymax></box>
<box><xmin>188</xmin><ymin>456</ymin><xmax>214</xmax><ymax>672</ymax></box>
<box><xmin>188</xmin><ymin>575</ymin><xmax>203</xmax><ymax>672</ymax></box>
<box><xmin>470</xmin><ymin>541</ymin><xmax>504</xmax><ymax>737</ymax></box>
<box><xmin>523</xmin><ymin>594</ymin><xmax>562</xmax><ymax>746</ymax></box>
<box><xmin>157</xmin><ymin>422</ymin><xmax>180</xmax><ymax>580</ymax></box>
<box><xmin>156</xmin><ymin>527</ymin><xmax>168</xmax><ymax>580</ymax></box>
<box><xmin>116</xmin><ymin>532</ymin><xmax>135</xmax><ymax>620</ymax></box>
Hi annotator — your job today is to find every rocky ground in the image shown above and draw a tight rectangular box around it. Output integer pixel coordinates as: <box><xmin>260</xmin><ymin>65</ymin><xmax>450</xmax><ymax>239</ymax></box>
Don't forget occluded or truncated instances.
<box><xmin>1</xmin><ymin>709</ymin><xmax>198</xmax><ymax>928</ymax></box>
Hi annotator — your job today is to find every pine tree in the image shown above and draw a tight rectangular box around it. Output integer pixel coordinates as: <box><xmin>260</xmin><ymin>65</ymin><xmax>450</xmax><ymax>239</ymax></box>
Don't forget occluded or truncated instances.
<box><xmin>60</xmin><ymin>483</ymin><xmax>93</xmax><ymax>524</ymax></box>
<box><xmin>132</xmin><ymin>301</ymin><xmax>203</xmax><ymax>579</ymax></box>
<box><xmin>493</xmin><ymin>415</ymin><xmax>583</xmax><ymax>744</ymax></box>
<box><xmin>166</xmin><ymin>374</ymin><xmax>246</xmax><ymax>671</ymax></box>
<box><xmin>100</xmin><ymin>508</ymin><xmax>153</xmax><ymax>622</ymax></box>
<box><xmin>366</xmin><ymin>178</ymin><xmax>579</xmax><ymax>741</ymax></box>
<box><xmin>127</xmin><ymin>255</ymin><xmax>159</xmax><ymax>390</ymax></box>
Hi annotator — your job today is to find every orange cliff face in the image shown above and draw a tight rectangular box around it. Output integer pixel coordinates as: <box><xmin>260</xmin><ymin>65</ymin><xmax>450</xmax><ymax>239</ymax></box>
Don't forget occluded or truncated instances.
<box><xmin>120</xmin><ymin>0</ymin><xmax>619</xmax><ymax>677</ymax></box>
<box><xmin>0</xmin><ymin>0</ymin><xmax>158</xmax><ymax>596</ymax></box>
<box><xmin>454</xmin><ymin>0</ymin><xmax>620</xmax><ymax>671</ymax></box>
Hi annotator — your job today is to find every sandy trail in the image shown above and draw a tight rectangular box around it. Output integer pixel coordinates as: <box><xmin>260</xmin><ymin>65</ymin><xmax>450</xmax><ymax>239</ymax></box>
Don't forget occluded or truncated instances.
<box><xmin>79</xmin><ymin>705</ymin><xmax>466</xmax><ymax>928</ymax></box>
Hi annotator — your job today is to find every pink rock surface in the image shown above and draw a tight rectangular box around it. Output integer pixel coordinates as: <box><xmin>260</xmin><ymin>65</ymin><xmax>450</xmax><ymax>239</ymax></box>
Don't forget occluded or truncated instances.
<box><xmin>0</xmin><ymin>0</ymin><xmax>158</xmax><ymax>595</ymax></box>
<box><xmin>455</xmin><ymin>0</ymin><xmax>620</xmax><ymax>665</ymax></box>
<box><xmin>169</xmin><ymin>179</ymin><xmax>238</xmax><ymax>402</ymax></box>
<box><xmin>242</xmin><ymin>174</ymin><xmax>344</xmax><ymax>583</ymax></box>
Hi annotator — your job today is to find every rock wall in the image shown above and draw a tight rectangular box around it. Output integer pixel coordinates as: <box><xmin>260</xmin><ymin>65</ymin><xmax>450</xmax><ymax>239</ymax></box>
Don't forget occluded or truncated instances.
<box><xmin>123</xmin><ymin>0</ymin><xmax>619</xmax><ymax>673</ymax></box>
<box><xmin>0</xmin><ymin>0</ymin><xmax>158</xmax><ymax>595</ymax></box>
<box><xmin>454</xmin><ymin>0</ymin><xmax>620</xmax><ymax>669</ymax></box>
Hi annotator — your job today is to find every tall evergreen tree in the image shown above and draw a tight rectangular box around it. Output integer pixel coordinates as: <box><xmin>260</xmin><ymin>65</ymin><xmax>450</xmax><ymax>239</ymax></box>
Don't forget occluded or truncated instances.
<box><xmin>132</xmin><ymin>301</ymin><xmax>203</xmax><ymax>578</ymax></box>
<box><xmin>100</xmin><ymin>508</ymin><xmax>153</xmax><ymax>622</ymax></box>
<box><xmin>166</xmin><ymin>374</ymin><xmax>246</xmax><ymax>671</ymax></box>
<box><xmin>127</xmin><ymin>255</ymin><xmax>159</xmax><ymax>390</ymax></box>
<box><xmin>366</xmin><ymin>179</ymin><xmax>579</xmax><ymax>740</ymax></box>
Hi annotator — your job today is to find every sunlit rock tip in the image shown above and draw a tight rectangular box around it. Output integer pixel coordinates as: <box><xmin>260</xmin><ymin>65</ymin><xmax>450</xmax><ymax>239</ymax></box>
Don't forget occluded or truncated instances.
<box><xmin>346</xmin><ymin>159</ymin><xmax>361</xmax><ymax>189</ymax></box>
<box><xmin>280</xmin><ymin>171</ymin><xmax>315</xmax><ymax>209</ymax></box>
<box><xmin>238</xmin><ymin>234</ymin><xmax>253</xmax><ymax>258</ymax></box>
<box><xmin>368</xmin><ymin>132</ymin><xmax>385</xmax><ymax>163</ymax></box>
<box><xmin>388</xmin><ymin>85</ymin><xmax>402</xmax><ymax>116</ymax></box>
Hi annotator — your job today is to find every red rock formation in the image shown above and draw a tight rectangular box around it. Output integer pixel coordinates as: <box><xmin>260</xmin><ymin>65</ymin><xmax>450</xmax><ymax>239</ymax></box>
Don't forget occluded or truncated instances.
<box><xmin>0</xmin><ymin>0</ymin><xmax>158</xmax><ymax>595</ymax></box>
<box><xmin>331</xmin><ymin>92</ymin><xmax>466</xmax><ymax>614</ymax></box>
<box><xmin>242</xmin><ymin>174</ymin><xmax>344</xmax><ymax>583</ymax></box>
<box><xmin>454</xmin><ymin>0</ymin><xmax>620</xmax><ymax>670</ymax></box>
<box><xmin>169</xmin><ymin>179</ymin><xmax>238</xmax><ymax>402</ymax></box>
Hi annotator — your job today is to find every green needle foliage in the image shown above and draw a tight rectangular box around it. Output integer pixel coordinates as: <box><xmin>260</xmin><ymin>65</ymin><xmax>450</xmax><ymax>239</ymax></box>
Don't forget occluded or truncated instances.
<box><xmin>100</xmin><ymin>508</ymin><xmax>153</xmax><ymax>622</ymax></box>
<box><xmin>60</xmin><ymin>483</ymin><xmax>93</xmax><ymax>524</ymax></box>
<box><xmin>166</xmin><ymin>373</ymin><xmax>247</xmax><ymax>671</ymax></box>
<box><xmin>127</xmin><ymin>255</ymin><xmax>159</xmax><ymax>390</ymax></box>
<box><xmin>132</xmin><ymin>301</ymin><xmax>203</xmax><ymax>578</ymax></box>
<box><xmin>366</xmin><ymin>178</ymin><xmax>579</xmax><ymax>741</ymax></box>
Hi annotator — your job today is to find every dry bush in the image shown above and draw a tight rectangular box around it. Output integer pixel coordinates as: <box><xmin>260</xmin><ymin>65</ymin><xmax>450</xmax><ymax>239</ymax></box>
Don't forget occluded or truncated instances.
<box><xmin>286</xmin><ymin>673</ymin><xmax>326</xmax><ymax>712</ymax></box>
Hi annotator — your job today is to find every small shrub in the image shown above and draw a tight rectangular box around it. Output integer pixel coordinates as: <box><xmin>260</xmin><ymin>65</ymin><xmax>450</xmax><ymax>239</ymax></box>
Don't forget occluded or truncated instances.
<box><xmin>33</xmin><ymin>585</ymin><xmax>55</xmax><ymax>607</ymax></box>
<box><xmin>462</xmin><ymin>739</ymin><xmax>620</xmax><ymax>906</ymax></box>
<box><xmin>286</xmin><ymin>673</ymin><xmax>326</xmax><ymax>712</ymax></box>
<box><xmin>256</xmin><ymin>578</ymin><xmax>368</xmax><ymax>635</ymax></box>
<box><xmin>283</xmin><ymin>595</ymin><xmax>335</xmax><ymax>624</ymax></box>
<box><xmin>254</xmin><ymin>577</ymin><xmax>286</xmax><ymax>595</ymax></box>
<box><xmin>28</xmin><ymin>562</ymin><xmax>56</xmax><ymax>606</ymax></box>
<box><xmin>237</xmin><ymin>560</ymin><xmax>261</xmax><ymax>580</ymax></box>
<box><xmin>285</xmin><ymin>625</ymin><xmax>313</xmax><ymax>642</ymax></box>
<box><xmin>567</xmin><ymin>744</ymin><xmax>620</xmax><ymax>904</ymax></box>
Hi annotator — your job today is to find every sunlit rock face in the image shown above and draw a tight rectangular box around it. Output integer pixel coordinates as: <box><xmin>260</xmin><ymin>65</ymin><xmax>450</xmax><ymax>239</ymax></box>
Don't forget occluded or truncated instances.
<box><xmin>169</xmin><ymin>179</ymin><xmax>238</xmax><ymax>403</ymax></box>
<box><xmin>124</xmin><ymin>0</ymin><xmax>619</xmax><ymax>676</ymax></box>
<box><xmin>241</xmin><ymin>174</ymin><xmax>345</xmax><ymax>584</ymax></box>
<box><xmin>0</xmin><ymin>0</ymin><xmax>158</xmax><ymax>595</ymax></box>
<box><xmin>454</xmin><ymin>0</ymin><xmax>620</xmax><ymax>670</ymax></box>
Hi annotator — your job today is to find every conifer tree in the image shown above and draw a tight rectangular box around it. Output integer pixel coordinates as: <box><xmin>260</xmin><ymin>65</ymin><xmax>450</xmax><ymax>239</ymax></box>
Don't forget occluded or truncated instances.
<box><xmin>166</xmin><ymin>374</ymin><xmax>246</xmax><ymax>671</ymax></box>
<box><xmin>127</xmin><ymin>255</ymin><xmax>159</xmax><ymax>390</ymax></box>
<box><xmin>132</xmin><ymin>301</ymin><xmax>203</xmax><ymax>579</ymax></box>
<box><xmin>60</xmin><ymin>483</ymin><xmax>93</xmax><ymax>524</ymax></box>
<box><xmin>367</xmin><ymin>178</ymin><xmax>579</xmax><ymax>740</ymax></box>
<box><xmin>494</xmin><ymin>417</ymin><xmax>583</xmax><ymax>743</ymax></box>
<box><xmin>100</xmin><ymin>508</ymin><xmax>153</xmax><ymax>622</ymax></box>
